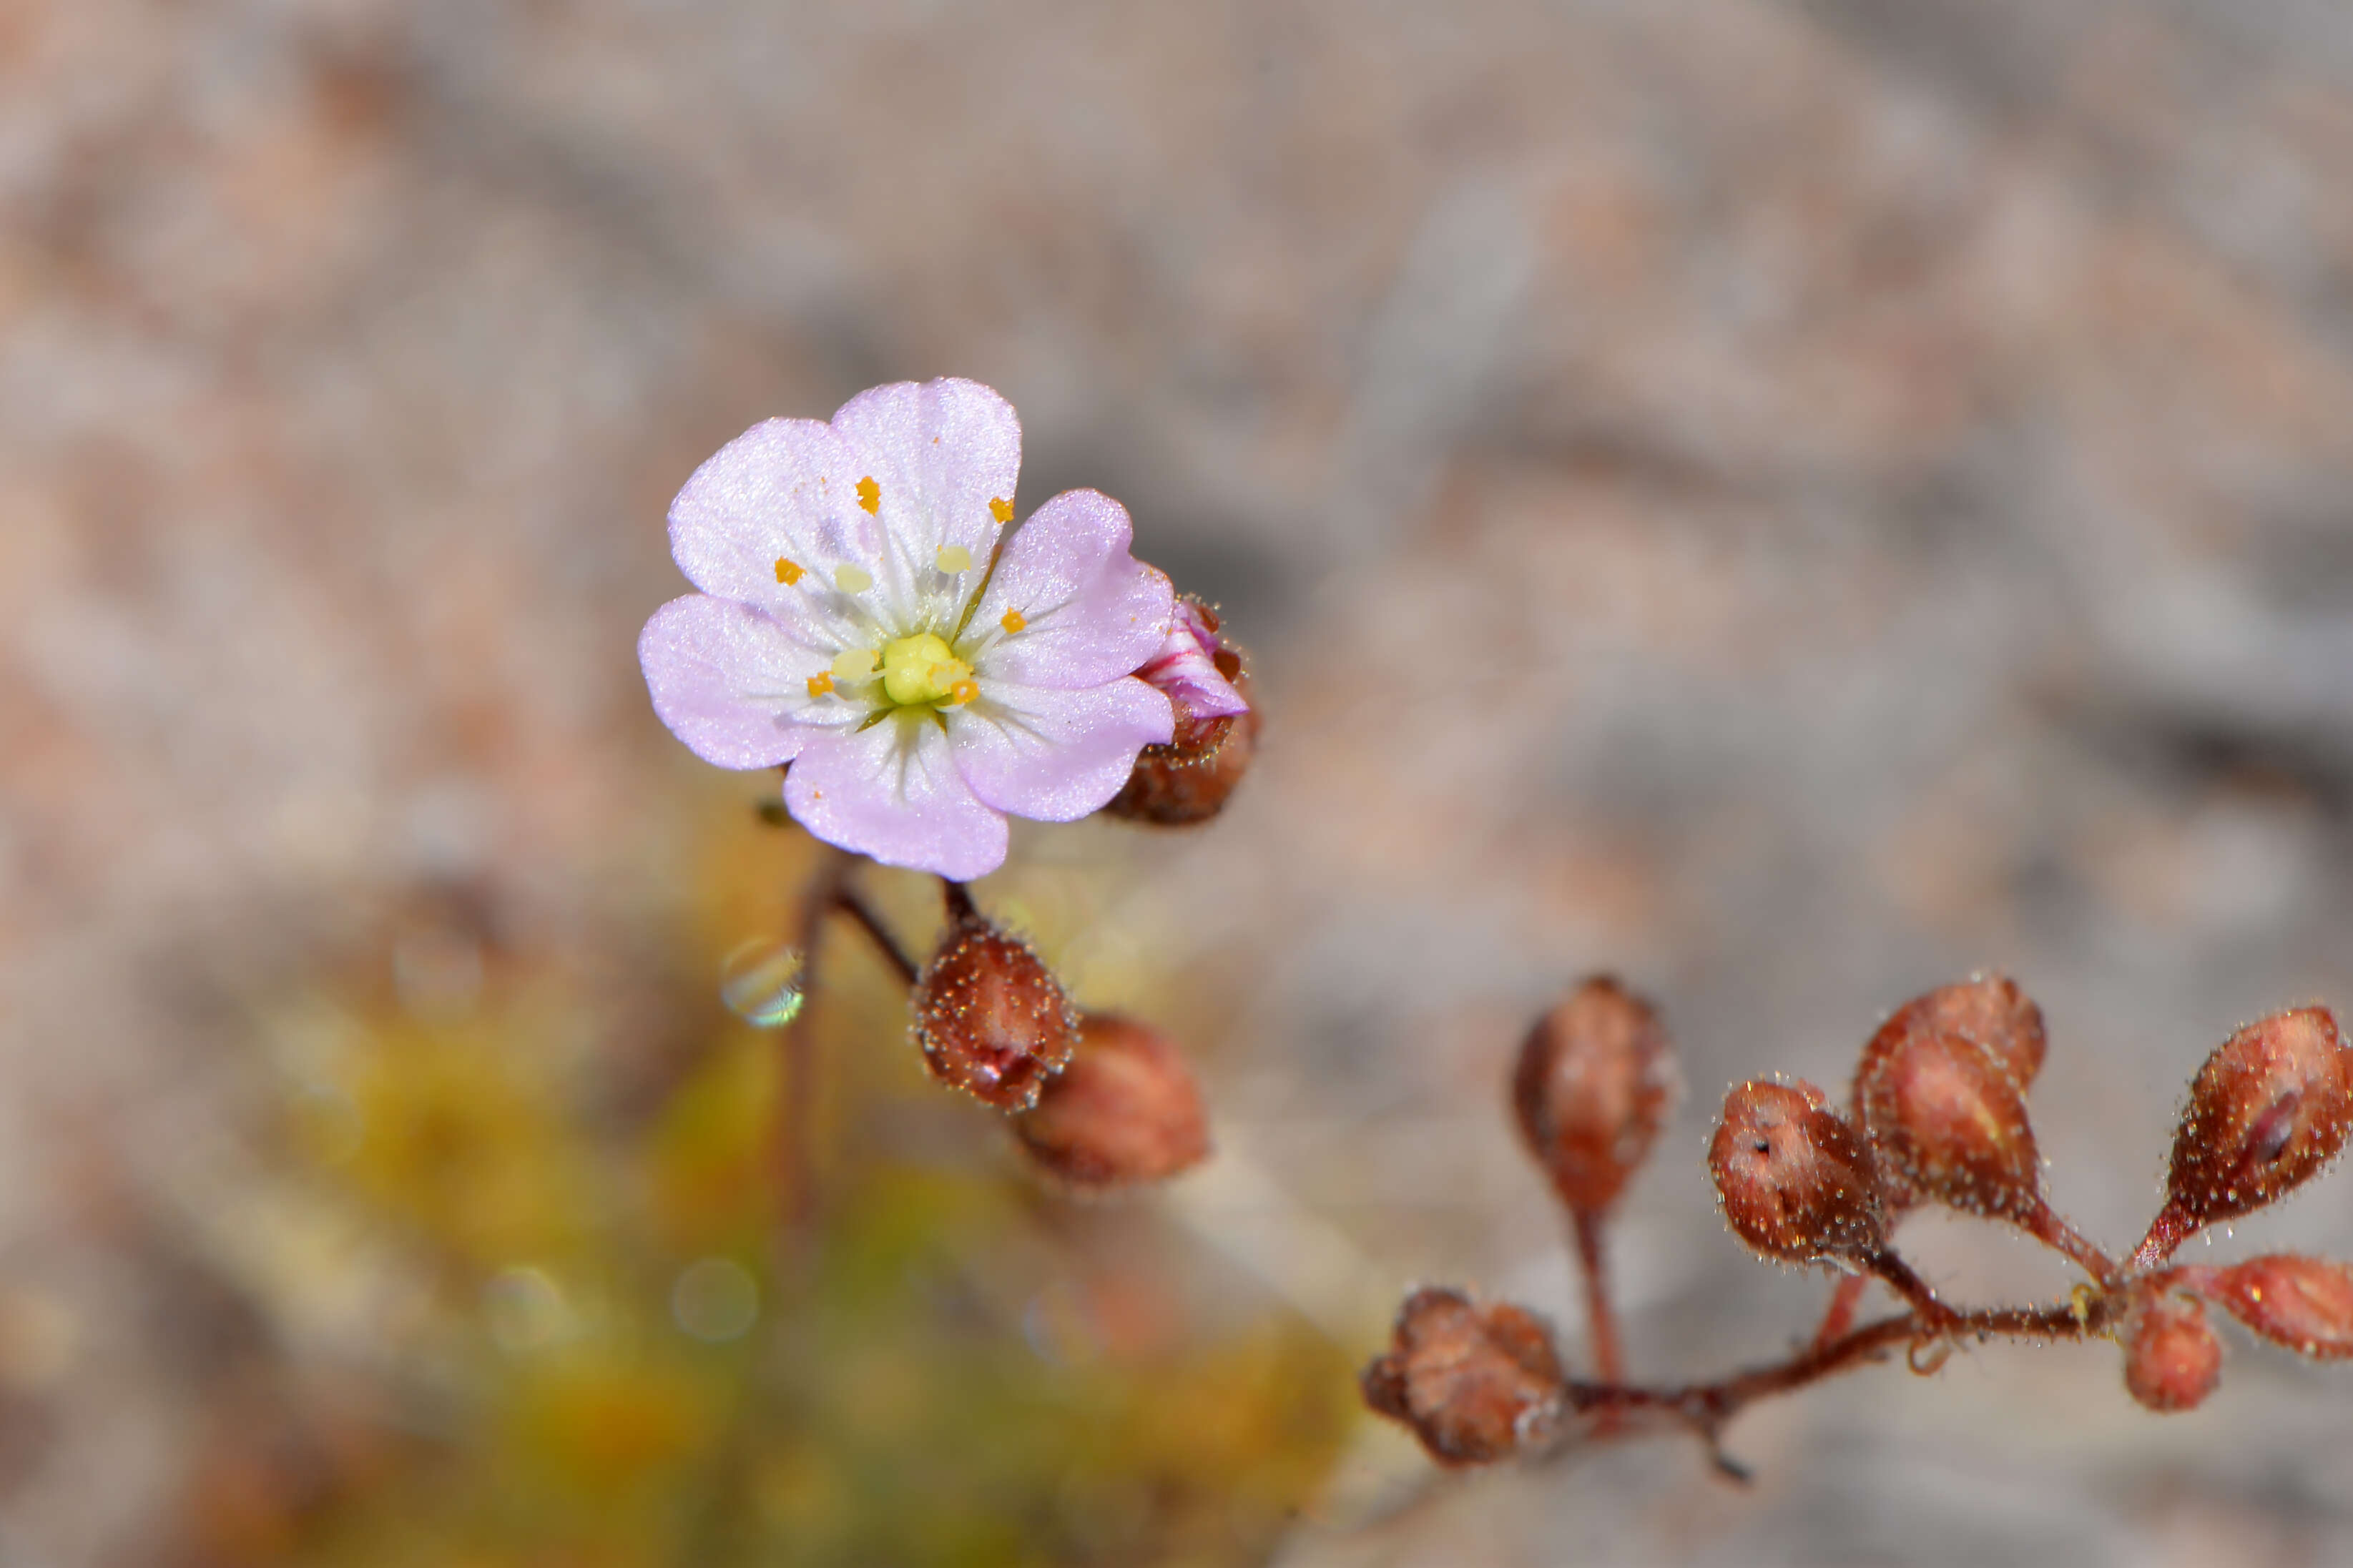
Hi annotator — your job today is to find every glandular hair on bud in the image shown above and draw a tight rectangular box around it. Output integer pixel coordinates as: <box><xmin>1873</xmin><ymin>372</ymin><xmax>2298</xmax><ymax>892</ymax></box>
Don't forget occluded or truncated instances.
<box><xmin>2161</xmin><ymin>1007</ymin><xmax>2353</xmax><ymax>1233</ymax></box>
<box><xmin>1103</xmin><ymin>675</ymin><xmax>1257</xmax><ymax>827</ymax></box>
<box><xmin>2209</xmin><ymin>1254</ymin><xmax>2353</xmax><ymax>1361</ymax></box>
<box><xmin>911</xmin><ymin>915</ymin><xmax>1078</xmax><ymax>1111</ymax></box>
<box><xmin>1709</xmin><ymin>1080</ymin><xmax>1885</xmax><ymax>1265</ymax></box>
<box><xmin>1856</xmin><ymin>1000</ymin><xmax>2042</xmax><ymax>1222</ymax></box>
<box><xmin>1011</xmin><ymin>1012</ymin><xmax>1210</xmax><ymax>1190</ymax></box>
<box><xmin>1360</xmin><ymin>1287</ymin><xmax>1567</xmax><ymax>1466</ymax></box>
<box><xmin>2121</xmin><ymin>1290</ymin><xmax>2222</xmax><ymax>1413</ymax></box>
<box><xmin>1511</xmin><ymin>976</ymin><xmax>1676</xmax><ymax>1214</ymax></box>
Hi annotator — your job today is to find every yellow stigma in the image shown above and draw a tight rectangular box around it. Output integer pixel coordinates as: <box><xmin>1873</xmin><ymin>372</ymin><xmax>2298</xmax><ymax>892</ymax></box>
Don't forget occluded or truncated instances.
<box><xmin>774</xmin><ymin>556</ymin><xmax>805</xmax><ymax>585</ymax></box>
<box><xmin>935</xmin><ymin>544</ymin><xmax>972</xmax><ymax>573</ymax></box>
<box><xmin>879</xmin><ymin>633</ymin><xmax>975</xmax><ymax>707</ymax></box>
<box><xmin>856</xmin><ymin>476</ymin><xmax>880</xmax><ymax>514</ymax></box>
<box><xmin>1000</xmin><ymin>608</ymin><xmax>1026</xmax><ymax>634</ymax></box>
<box><xmin>989</xmin><ymin>496</ymin><xmax>1013</xmax><ymax>523</ymax></box>
<box><xmin>830</xmin><ymin>648</ymin><xmax>878</xmax><ymax>684</ymax></box>
<box><xmin>833</xmin><ymin>563</ymin><xmax>873</xmax><ymax>593</ymax></box>
<box><xmin>805</xmin><ymin>671</ymin><xmax>833</xmax><ymax>697</ymax></box>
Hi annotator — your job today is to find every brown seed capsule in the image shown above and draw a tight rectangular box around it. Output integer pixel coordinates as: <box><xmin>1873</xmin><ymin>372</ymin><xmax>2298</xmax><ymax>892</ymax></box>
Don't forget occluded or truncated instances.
<box><xmin>1010</xmin><ymin>1012</ymin><xmax>1210</xmax><ymax>1189</ymax></box>
<box><xmin>1511</xmin><ymin>976</ymin><xmax>1676</xmax><ymax>1214</ymax></box>
<box><xmin>1103</xmin><ymin>673</ymin><xmax>1257</xmax><ymax>826</ymax></box>
<box><xmin>1856</xmin><ymin>1002</ymin><xmax>2043</xmax><ymax>1222</ymax></box>
<box><xmin>910</xmin><ymin>916</ymin><xmax>1078</xmax><ymax>1110</ymax></box>
<box><xmin>2121</xmin><ymin>1290</ymin><xmax>2222</xmax><ymax>1413</ymax></box>
<box><xmin>1709</xmin><ymin>1080</ymin><xmax>1885</xmax><ymax>1265</ymax></box>
<box><xmin>2206</xmin><ymin>1254</ymin><xmax>2353</xmax><ymax>1361</ymax></box>
<box><xmin>1359</xmin><ymin>1287</ymin><xmax>1567</xmax><ymax>1466</ymax></box>
<box><xmin>2155</xmin><ymin>1008</ymin><xmax>2353</xmax><ymax>1242</ymax></box>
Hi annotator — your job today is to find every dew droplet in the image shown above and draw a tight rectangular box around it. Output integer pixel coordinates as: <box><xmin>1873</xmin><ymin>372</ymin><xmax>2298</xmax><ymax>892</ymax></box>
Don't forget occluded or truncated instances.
<box><xmin>671</xmin><ymin>1256</ymin><xmax>760</xmax><ymax>1343</ymax></box>
<box><xmin>719</xmin><ymin>939</ymin><xmax>807</xmax><ymax>1027</ymax></box>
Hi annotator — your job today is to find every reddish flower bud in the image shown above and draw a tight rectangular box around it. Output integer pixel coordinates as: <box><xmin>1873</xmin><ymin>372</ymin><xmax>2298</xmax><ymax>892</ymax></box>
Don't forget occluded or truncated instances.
<box><xmin>1510</xmin><ymin>976</ymin><xmax>1676</xmax><ymax>1214</ymax></box>
<box><xmin>1709</xmin><ymin>1080</ymin><xmax>1884</xmax><ymax>1265</ymax></box>
<box><xmin>2207</xmin><ymin>1254</ymin><xmax>2353</xmax><ymax>1361</ymax></box>
<box><xmin>1010</xmin><ymin>1012</ymin><xmax>1211</xmax><ymax>1190</ymax></box>
<box><xmin>2156</xmin><ymin>1008</ymin><xmax>2353</xmax><ymax>1241</ymax></box>
<box><xmin>1135</xmin><ymin>596</ymin><xmax>1250</xmax><ymax>762</ymax></box>
<box><xmin>1360</xmin><ymin>1288</ymin><xmax>1567</xmax><ymax>1466</ymax></box>
<box><xmin>1856</xmin><ymin>994</ymin><xmax>2043</xmax><ymax>1222</ymax></box>
<box><xmin>1104</xmin><ymin>674</ymin><xmax>1258</xmax><ymax>826</ymax></box>
<box><xmin>2121</xmin><ymin>1290</ymin><xmax>2222</xmax><ymax>1413</ymax></box>
<box><xmin>910</xmin><ymin>916</ymin><xmax>1078</xmax><ymax>1110</ymax></box>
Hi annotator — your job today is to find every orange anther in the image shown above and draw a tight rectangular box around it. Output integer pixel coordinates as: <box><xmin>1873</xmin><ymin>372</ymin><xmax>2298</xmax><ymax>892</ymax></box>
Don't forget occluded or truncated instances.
<box><xmin>856</xmin><ymin>476</ymin><xmax>880</xmax><ymax>514</ymax></box>
<box><xmin>774</xmin><ymin>557</ymin><xmax>805</xmax><ymax>585</ymax></box>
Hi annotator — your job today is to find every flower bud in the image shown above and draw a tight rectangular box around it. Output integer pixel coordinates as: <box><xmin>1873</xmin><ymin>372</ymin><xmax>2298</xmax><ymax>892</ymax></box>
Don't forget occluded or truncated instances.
<box><xmin>1510</xmin><ymin>977</ymin><xmax>1676</xmax><ymax>1213</ymax></box>
<box><xmin>1855</xmin><ymin>994</ymin><xmax>2043</xmax><ymax>1222</ymax></box>
<box><xmin>1135</xmin><ymin>596</ymin><xmax>1249</xmax><ymax>762</ymax></box>
<box><xmin>1010</xmin><ymin>1012</ymin><xmax>1210</xmax><ymax>1189</ymax></box>
<box><xmin>1360</xmin><ymin>1287</ymin><xmax>1567</xmax><ymax>1466</ymax></box>
<box><xmin>2121</xmin><ymin>1290</ymin><xmax>2222</xmax><ymax>1413</ymax></box>
<box><xmin>1103</xmin><ymin>674</ymin><xmax>1257</xmax><ymax>826</ymax></box>
<box><xmin>2158</xmin><ymin>1007</ymin><xmax>2353</xmax><ymax>1238</ymax></box>
<box><xmin>2207</xmin><ymin>1254</ymin><xmax>2353</xmax><ymax>1361</ymax></box>
<box><xmin>910</xmin><ymin>916</ymin><xmax>1078</xmax><ymax>1110</ymax></box>
<box><xmin>1709</xmin><ymin>1080</ymin><xmax>1884</xmax><ymax>1265</ymax></box>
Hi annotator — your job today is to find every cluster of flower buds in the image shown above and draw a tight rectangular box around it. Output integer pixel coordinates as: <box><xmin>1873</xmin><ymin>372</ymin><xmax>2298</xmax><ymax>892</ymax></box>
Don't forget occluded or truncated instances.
<box><xmin>1366</xmin><ymin>970</ymin><xmax>2353</xmax><ymax>1474</ymax></box>
<box><xmin>908</xmin><ymin>897</ymin><xmax>1211</xmax><ymax>1190</ymax></box>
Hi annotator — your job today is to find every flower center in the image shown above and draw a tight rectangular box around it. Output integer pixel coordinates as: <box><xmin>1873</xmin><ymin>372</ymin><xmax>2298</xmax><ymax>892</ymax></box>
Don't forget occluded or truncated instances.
<box><xmin>878</xmin><ymin>632</ymin><xmax>977</xmax><ymax>708</ymax></box>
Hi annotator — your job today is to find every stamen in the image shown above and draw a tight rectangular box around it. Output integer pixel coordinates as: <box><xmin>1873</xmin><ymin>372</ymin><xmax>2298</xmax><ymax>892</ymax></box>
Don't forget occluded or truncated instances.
<box><xmin>856</xmin><ymin>476</ymin><xmax>880</xmax><ymax>514</ymax></box>
<box><xmin>935</xmin><ymin>544</ymin><xmax>973</xmax><ymax>573</ymax></box>
<box><xmin>1000</xmin><ymin>608</ymin><xmax>1027</xmax><ymax>634</ymax></box>
<box><xmin>805</xmin><ymin>671</ymin><xmax>834</xmax><ymax>697</ymax></box>
<box><xmin>989</xmin><ymin>497</ymin><xmax>1013</xmax><ymax>524</ymax></box>
<box><xmin>833</xmin><ymin>564</ymin><xmax>873</xmax><ymax>593</ymax></box>
<box><xmin>774</xmin><ymin>557</ymin><xmax>805</xmax><ymax>586</ymax></box>
<box><xmin>831</xmin><ymin>649</ymin><xmax>878</xmax><ymax>684</ymax></box>
<box><xmin>947</xmin><ymin>679</ymin><xmax>980</xmax><ymax>706</ymax></box>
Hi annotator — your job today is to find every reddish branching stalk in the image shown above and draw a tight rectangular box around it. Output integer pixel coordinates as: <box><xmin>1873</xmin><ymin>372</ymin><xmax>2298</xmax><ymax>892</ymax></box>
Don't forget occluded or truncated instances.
<box><xmin>1368</xmin><ymin>979</ymin><xmax>2353</xmax><ymax>1479</ymax></box>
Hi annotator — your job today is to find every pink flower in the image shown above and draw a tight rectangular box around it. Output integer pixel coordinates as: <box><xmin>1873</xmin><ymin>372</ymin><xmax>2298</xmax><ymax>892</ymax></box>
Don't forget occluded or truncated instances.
<box><xmin>639</xmin><ymin>379</ymin><xmax>1176</xmax><ymax>879</ymax></box>
<box><xmin>1136</xmin><ymin>596</ymin><xmax>1249</xmax><ymax>759</ymax></box>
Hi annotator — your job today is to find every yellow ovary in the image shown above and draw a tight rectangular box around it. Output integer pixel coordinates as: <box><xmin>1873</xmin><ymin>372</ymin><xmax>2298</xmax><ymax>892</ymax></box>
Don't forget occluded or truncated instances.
<box><xmin>879</xmin><ymin>633</ymin><xmax>975</xmax><ymax>708</ymax></box>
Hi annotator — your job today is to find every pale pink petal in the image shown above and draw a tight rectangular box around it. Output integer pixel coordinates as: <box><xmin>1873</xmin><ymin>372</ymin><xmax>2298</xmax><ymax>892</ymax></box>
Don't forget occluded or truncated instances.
<box><xmin>1139</xmin><ymin>599</ymin><xmax>1249</xmax><ymax>723</ymax></box>
<box><xmin>784</xmin><ymin>711</ymin><xmax>1010</xmax><ymax>879</ymax></box>
<box><xmin>667</xmin><ymin>418</ymin><xmax>884</xmax><ymax>637</ymax></box>
<box><xmin>966</xmin><ymin>490</ymin><xmax>1175</xmax><ymax>689</ymax></box>
<box><xmin>953</xmin><ymin>677</ymin><xmax>1174</xmax><ymax>822</ymax></box>
<box><xmin>639</xmin><ymin>594</ymin><xmax>847</xmax><ymax>768</ymax></box>
<box><xmin>830</xmin><ymin>380</ymin><xmax>1020</xmax><ymax>606</ymax></box>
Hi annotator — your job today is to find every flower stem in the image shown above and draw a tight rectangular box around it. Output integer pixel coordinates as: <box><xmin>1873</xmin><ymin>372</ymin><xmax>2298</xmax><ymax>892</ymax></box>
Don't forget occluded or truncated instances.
<box><xmin>832</xmin><ymin>884</ymin><xmax>921</xmax><ymax>986</ymax></box>
<box><xmin>1570</xmin><ymin>1208</ymin><xmax>1627</xmax><ymax>1387</ymax></box>
<box><xmin>776</xmin><ymin>845</ymin><xmax>855</xmax><ymax>1233</ymax></box>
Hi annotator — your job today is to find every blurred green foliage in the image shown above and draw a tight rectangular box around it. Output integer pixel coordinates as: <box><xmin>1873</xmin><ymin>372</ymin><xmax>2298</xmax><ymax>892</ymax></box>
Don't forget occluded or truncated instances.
<box><xmin>190</xmin><ymin>819</ymin><xmax>1352</xmax><ymax>1566</ymax></box>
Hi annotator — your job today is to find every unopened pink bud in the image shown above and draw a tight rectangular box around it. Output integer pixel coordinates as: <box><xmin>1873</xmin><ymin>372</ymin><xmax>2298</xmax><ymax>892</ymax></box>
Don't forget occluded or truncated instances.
<box><xmin>911</xmin><ymin>915</ymin><xmax>1077</xmax><ymax>1110</ymax></box>
<box><xmin>1011</xmin><ymin>1012</ymin><xmax>1210</xmax><ymax>1190</ymax></box>
<box><xmin>1856</xmin><ymin>987</ymin><xmax>2043</xmax><ymax>1222</ymax></box>
<box><xmin>1511</xmin><ymin>977</ymin><xmax>1676</xmax><ymax>1214</ymax></box>
<box><xmin>1104</xmin><ymin>672</ymin><xmax>1258</xmax><ymax>826</ymax></box>
<box><xmin>1709</xmin><ymin>1080</ymin><xmax>1885</xmax><ymax>1265</ymax></box>
<box><xmin>2207</xmin><ymin>1254</ymin><xmax>2353</xmax><ymax>1361</ymax></box>
<box><xmin>2121</xmin><ymin>1290</ymin><xmax>2222</xmax><ymax>1413</ymax></box>
<box><xmin>2159</xmin><ymin>1007</ymin><xmax>2353</xmax><ymax>1236</ymax></box>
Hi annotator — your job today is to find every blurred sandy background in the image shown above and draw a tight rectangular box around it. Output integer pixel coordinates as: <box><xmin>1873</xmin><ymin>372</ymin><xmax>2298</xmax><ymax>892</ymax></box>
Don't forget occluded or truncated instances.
<box><xmin>9</xmin><ymin>1</ymin><xmax>2353</xmax><ymax>1563</ymax></box>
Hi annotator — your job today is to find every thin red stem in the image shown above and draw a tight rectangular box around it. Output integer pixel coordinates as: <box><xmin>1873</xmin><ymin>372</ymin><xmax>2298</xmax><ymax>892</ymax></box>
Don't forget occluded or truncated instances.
<box><xmin>2020</xmin><ymin>1198</ymin><xmax>2123</xmax><ymax>1287</ymax></box>
<box><xmin>833</xmin><ymin>884</ymin><xmax>921</xmax><ymax>986</ymax></box>
<box><xmin>1571</xmin><ymin>1208</ymin><xmax>1626</xmax><ymax>1388</ymax></box>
